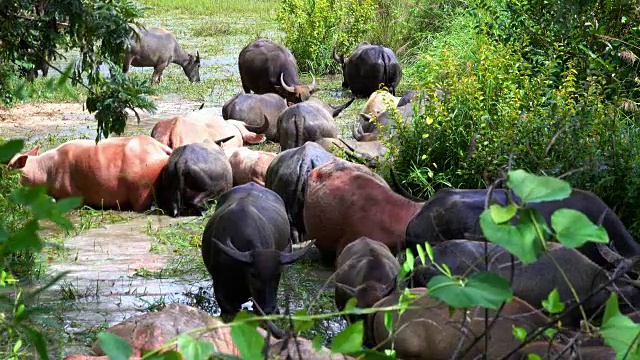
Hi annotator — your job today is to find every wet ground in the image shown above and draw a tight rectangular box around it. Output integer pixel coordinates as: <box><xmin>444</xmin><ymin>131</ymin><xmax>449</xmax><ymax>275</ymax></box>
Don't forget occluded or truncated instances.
<box><xmin>0</xmin><ymin>3</ymin><xmax>353</xmax><ymax>357</ymax></box>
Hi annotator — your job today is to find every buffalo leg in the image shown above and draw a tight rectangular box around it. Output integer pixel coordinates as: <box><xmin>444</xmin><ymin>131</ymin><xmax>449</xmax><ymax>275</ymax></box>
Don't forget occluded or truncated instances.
<box><xmin>123</xmin><ymin>54</ymin><xmax>133</xmax><ymax>74</ymax></box>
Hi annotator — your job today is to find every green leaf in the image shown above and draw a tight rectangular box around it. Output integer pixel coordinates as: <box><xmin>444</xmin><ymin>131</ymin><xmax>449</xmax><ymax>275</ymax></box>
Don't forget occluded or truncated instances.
<box><xmin>344</xmin><ymin>297</ymin><xmax>359</xmax><ymax>314</ymax></box>
<box><xmin>544</xmin><ymin>328</ymin><xmax>558</xmax><ymax>338</ymax></box>
<box><xmin>55</xmin><ymin>197</ymin><xmax>83</xmax><ymax>213</ymax></box>
<box><xmin>425</xmin><ymin>242</ymin><xmax>435</xmax><ymax>262</ymax></box>
<box><xmin>144</xmin><ymin>350</ymin><xmax>183</xmax><ymax>360</ymax></box>
<box><xmin>601</xmin><ymin>293</ymin><xmax>640</xmax><ymax>359</ymax></box>
<box><xmin>177</xmin><ymin>334</ymin><xmax>214</xmax><ymax>360</ymax></box>
<box><xmin>383</xmin><ymin>311</ymin><xmax>393</xmax><ymax>333</ymax></box>
<box><xmin>551</xmin><ymin>209</ymin><xmax>609</xmax><ymax>248</ymax></box>
<box><xmin>97</xmin><ymin>333</ymin><xmax>132</xmax><ymax>360</ymax></box>
<box><xmin>331</xmin><ymin>321</ymin><xmax>364</xmax><ymax>354</ymax></box>
<box><xmin>24</xmin><ymin>327</ymin><xmax>49</xmax><ymax>360</ymax></box>
<box><xmin>541</xmin><ymin>289</ymin><xmax>565</xmax><ymax>314</ymax></box>
<box><xmin>4</xmin><ymin>220</ymin><xmax>42</xmax><ymax>254</ymax></box>
<box><xmin>489</xmin><ymin>203</ymin><xmax>518</xmax><ymax>224</ymax></box>
<box><xmin>311</xmin><ymin>335</ymin><xmax>324</xmax><ymax>351</ymax></box>
<box><xmin>0</xmin><ymin>139</ymin><xmax>24</xmax><ymax>162</ymax></box>
<box><xmin>480</xmin><ymin>208</ymin><xmax>545</xmax><ymax>264</ymax></box>
<box><xmin>230</xmin><ymin>323</ymin><xmax>265</xmax><ymax>360</ymax></box>
<box><xmin>512</xmin><ymin>326</ymin><xmax>527</xmax><ymax>342</ymax></box>
<box><xmin>293</xmin><ymin>309</ymin><xmax>314</xmax><ymax>333</ymax></box>
<box><xmin>527</xmin><ymin>354</ymin><xmax>542</xmax><ymax>360</ymax></box>
<box><xmin>404</xmin><ymin>248</ymin><xmax>415</xmax><ymax>272</ymax></box>
<box><xmin>427</xmin><ymin>272</ymin><xmax>513</xmax><ymax>309</ymax></box>
<box><xmin>416</xmin><ymin>244</ymin><xmax>426</xmax><ymax>266</ymax></box>
<box><xmin>507</xmin><ymin>169</ymin><xmax>571</xmax><ymax>203</ymax></box>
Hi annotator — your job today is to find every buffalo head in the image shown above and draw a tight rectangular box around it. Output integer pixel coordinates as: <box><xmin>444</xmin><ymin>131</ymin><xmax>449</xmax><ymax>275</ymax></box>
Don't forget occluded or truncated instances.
<box><xmin>335</xmin><ymin>278</ymin><xmax>397</xmax><ymax>309</ymax></box>
<box><xmin>277</xmin><ymin>73</ymin><xmax>316</xmax><ymax>103</ymax></box>
<box><xmin>183</xmin><ymin>51</ymin><xmax>201</xmax><ymax>83</ymax></box>
<box><xmin>212</xmin><ymin>237</ymin><xmax>315</xmax><ymax>314</ymax></box>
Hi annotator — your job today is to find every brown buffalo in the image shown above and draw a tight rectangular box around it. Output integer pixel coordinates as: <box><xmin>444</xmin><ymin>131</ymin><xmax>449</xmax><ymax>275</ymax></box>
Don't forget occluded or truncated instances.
<box><xmin>222</xmin><ymin>92</ymin><xmax>288</xmax><ymax>141</ymax></box>
<box><xmin>226</xmin><ymin>147</ymin><xmax>277</xmax><ymax>186</ymax></box>
<box><xmin>303</xmin><ymin>159</ymin><xmax>419</xmax><ymax>259</ymax></box>
<box><xmin>151</xmin><ymin>108</ymin><xmax>268</xmax><ymax>151</ymax></box>
<box><xmin>124</xmin><ymin>27</ymin><xmax>200</xmax><ymax>85</ymax></box>
<box><xmin>7</xmin><ymin>135</ymin><xmax>171</xmax><ymax>212</ymax></box>
<box><xmin>334</xmin><ymin>237</ymin><xmax>399</xmax><ymax>327</ymax></box>
<box><xmin>277</xmin><ymin>97</ymin><xmax>355</xmax><ymax>151</ymax></box>
<box><xmin>509</xmin><ymin>342</ymin><xmax>616</xmax><ymax>359</ymax></box>
<box><xmin>238</xmin><ymin>38</ymin><xmax>316</xmax><ymax>103</ymax></box>
<box><xmin>368</xmin><ymin>288</ymin><xmax>550</xmax><ymax>359</ymax></box>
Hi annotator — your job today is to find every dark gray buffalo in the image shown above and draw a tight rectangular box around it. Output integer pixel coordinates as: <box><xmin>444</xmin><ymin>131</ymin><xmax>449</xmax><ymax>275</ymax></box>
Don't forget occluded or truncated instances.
<box><xmin>333</xmin><ymin>42</ymin><xmax>402</xmax><ymax>97</ymax></box>
<box><xmin>201</xmin><ymin>183</ymin><xmax>315</xmax><ymax>320</ymax></box>
<box><xmin>277</xmin><ymin>97</ymin><xmax>355</xmax><ymax>151</ymax></box>
<box><xmin>157</xmin><ymin>143</ymin><xmax>232</xmax><ymax>217</ymax></box>
<box><xmin>410</xmin><ymin>239</ymin><xmax>640</xmax><ymax>327</ymax></box>
<box><xmin>264</xmin><ymin>142</ymin><xmax>335</xmax><ymax>243</ymax></box>
<box><xmin>238</xmin><ymin>38</ymin><xmax>316</xmax><ymax>104</ymax></box>
<box><xmin>334</xmin><ymin>237</ymin><xmax>399</xmax><ymax>327</ymax></box>
<box><xmin>124</xmin><ymin>27</ymin><xmax>201</xmax><ymax>85</ymax></box>
<box><xmin>222</xmin><ymin>92</ymin><xmax>287</xmax><ymax>141</ymax></box>
<box><xmin>399</xmin><ymin>186</ymin><xmax>640</xmax><ymax>269</ymax></box>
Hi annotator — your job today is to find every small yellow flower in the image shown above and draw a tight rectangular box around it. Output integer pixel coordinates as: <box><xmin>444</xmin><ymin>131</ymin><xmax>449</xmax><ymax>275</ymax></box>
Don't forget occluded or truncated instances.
<box><xmin>426</xmin><ymin>117</ymin><xmax>434</xmax><ymax>125</ymax></box>
<box><xmin>422</xmin><ymin>133</ymin><xmax>429</xmax><ymax>139</ymax></box>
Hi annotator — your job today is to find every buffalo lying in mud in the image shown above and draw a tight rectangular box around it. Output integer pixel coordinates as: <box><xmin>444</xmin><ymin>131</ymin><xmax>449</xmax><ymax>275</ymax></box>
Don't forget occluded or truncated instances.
<box><xmin>265</xmin><ymin>142</ymin><xmax>336</xmax><ymax>243</ymax></box>
<box><xmin>157</xmin><ymin>143</ymin><xmax>232</xmax><ymax>217</ymax></box>
<box><xmin>226</xmin><ymin>147</ymin><xmax>277</xmax><ymax>186</ymax></box>
<box><xmin>400</xmin><ymin>186</ymin><xmax>640</xmax><ymax>269</ymax></box>
<box><xmin>334</xmin><ymin>237</ymin><xmax>399</xmax><ymax>327</ymax></box>
<box><xmin>124</xmin><ymin>27</ymin><xmax>200</xmax><ymax>85</ymax></box>
<box><xmin>222</xmin><ymin>92</ymin><xmax>288</xmax><ymax>141</ymax></box>
<box><xmin>201</xmin><ymin>183</ymin><xmax>314</xmax><ymax>321</ymax></box>
<box><xmin>315</xmin><ymin>137</ymin><xmax>388</xmax><ymax>169</ymax></box>
<box><xmin>410</xmin><ymin>239</ymin><xmax>640</xmax><ymax>327</ymax></box>
<box><xmin>238</xmin><ymin>38</ymin><xmax>316</xmax><ymax>104</ymax></box>
<box><xmin>353</xmin><ymin>90</ymin><xmax>419</xmax><ymax>142</ymax></box>
<box><xmin>277</xmin><ymin>97</ymin><xmax>355</xmax><ymax>151</ymax></box>
<box><xmin>333</xmin><ymin>42</ymin><xmax>402</xmax><ymax>97</ymax></box>
<box><xmin>368</xmin><ymin>288</ymin><xmax>550</xmax><ymax>359</ymax></box>
<box><xmin>8</xmin><ymin>135</ymin><xmax>171</xmax><ymax>212</ymax></box>
<box><xmin>304</xmin><ymin>159</ymin><xmax>415</xmax><ymax>260</ymax></box>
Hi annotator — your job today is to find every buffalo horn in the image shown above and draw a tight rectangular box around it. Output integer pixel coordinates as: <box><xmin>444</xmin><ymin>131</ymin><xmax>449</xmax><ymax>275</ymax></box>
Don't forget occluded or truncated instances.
<box><xmin>198</xmin><ymin>102</ymin><xmax>205</xmax><ymax>110</ymax></box>
<box><xmin>597</xmin><ymin>242</ymin><xmax>625</xmax><ymax>264</ymax></box>
<box><xmin>279</xmin><ymin>73</ymin><xmax>295</xmax><ymax>93</ymax></box>
<box><xmin>331</xmin><ymin>97</ymin><xmax>355</xmax><ymax>117</ymax></box>
<box><xmin>335</xmin><ymin>282</ymin><xmax>358</xmax><ymax>298</ymax></box>
<box><xmin>279</xmin><ymin>240</ymin><xmax>315</xmax><ymax>265</ymax></box>
<box><xmin>389</xmin><ymin>167</ymin><xmax>425</xmax><ymax>202</ymax></box>
<box><xmin>242</xmin><ymin>115</ymin><xmax>270</xmax><ymax>134</ymax></box>
<box><xmin>352</xmin><ymin>120</ymin><xmax>365</xmax><ymax>141</ymax></box>
<box><xmin>308</xmin><ymin>74</ymin><xmax>316</xmax><ymax>92</ymax></box>
<box><xmin>212</xmin><ymin>237</ymin><xmax>252</xmax><ymax>264</ymax></box>
<box><xmin>332</xmin><ymin>47</ymin><xmax>344</xmax><ymax>64</ymax></box>
<box><xmin>214</xmin><ymin>135</ymin><xmax>235</xmax><ymax>146</ymax></box>
<box><xmin>397</xmin><ymin>90</ymin><xmax>418</xmax><ymax>108</ymax></box>
<box><xmin>380</xmin><ymin>276</ymin><xmax>398</xmax><ymax>297</ymax></box>
<box><xmin>196</xmin><ymin>50</ymin><xmax>200</xmax><ymax>62</ymax></box>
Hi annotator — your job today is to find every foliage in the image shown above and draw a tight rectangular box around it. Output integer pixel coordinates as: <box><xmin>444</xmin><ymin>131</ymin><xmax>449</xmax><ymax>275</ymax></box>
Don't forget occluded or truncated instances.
<box><xmin>0</xmin><ymin>0</ymin><xmax>156</xmax><ymax>140</ymax></box>
<box><xmin>276</xmin><ymin>0</ymin><xmax>377</xmax><ymax>74</ymax></box>
<box><xmin>0</xmin><ymin>140</ymin><xmax>80</xmax><ymax>359</ymax></box>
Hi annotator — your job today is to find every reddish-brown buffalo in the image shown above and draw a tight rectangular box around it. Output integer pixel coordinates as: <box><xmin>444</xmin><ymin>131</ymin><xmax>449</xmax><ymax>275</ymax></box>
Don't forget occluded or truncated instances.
<box><xmin>7</xmin><ymin>135</ymin><xmax>171</xmax><ymax>212</ymax></box>
<box><xmin>151</xmin><ymin>108</ymin><xmax>268</xmax><ymax>150</ymax></box>
<box><xmin>303</xmin><ymin>159</ymin><xmax>421</xmax><ymax>259</ymax></box>
<box><xmin>226</xmin><ymin>147</ymin><xmax>277</xmax><ymax>186</ymax></box>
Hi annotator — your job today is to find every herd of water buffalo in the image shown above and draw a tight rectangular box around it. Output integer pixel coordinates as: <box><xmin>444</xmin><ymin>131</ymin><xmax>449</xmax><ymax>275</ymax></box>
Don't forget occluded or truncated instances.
<box><xmin>7</xmin><ymin>27</ymin><xmax>640</xmax><ymax>359</ymax></box>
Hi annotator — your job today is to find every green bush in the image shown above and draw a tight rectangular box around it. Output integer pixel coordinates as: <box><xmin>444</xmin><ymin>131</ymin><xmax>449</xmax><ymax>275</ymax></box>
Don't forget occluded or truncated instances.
<box><xmin>276</xmin><ymin>0</ymin><xmax>377</xmax><ymax>74</ymax></box>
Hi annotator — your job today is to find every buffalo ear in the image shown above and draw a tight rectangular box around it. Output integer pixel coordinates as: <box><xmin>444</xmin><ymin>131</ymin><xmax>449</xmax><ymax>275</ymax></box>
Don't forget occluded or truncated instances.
<box><xmin>9</xmin><ymin>155</ymin><xmax>29</xmax><ymax>170</ymax></box>
<box><xmin>212</xmin><ymin>237</ymin><xmax>253</xmax><ymax>264</ymax></box>
<box><xmin>27</xmin><ymin>145</ymin><xmax>41</xmax><ymax>156</ymax></box>
<box><xmin>279</xmin><ymin>240</ymin><xmax>315</xmax><ymax>265</ymax></box>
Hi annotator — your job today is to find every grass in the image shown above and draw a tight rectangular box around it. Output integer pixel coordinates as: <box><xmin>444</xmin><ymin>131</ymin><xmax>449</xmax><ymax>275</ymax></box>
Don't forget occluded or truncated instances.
<box><xmin>139</xmin><ymin>0</ymin><xmax>280</xmax><ymax>17</ymax></box>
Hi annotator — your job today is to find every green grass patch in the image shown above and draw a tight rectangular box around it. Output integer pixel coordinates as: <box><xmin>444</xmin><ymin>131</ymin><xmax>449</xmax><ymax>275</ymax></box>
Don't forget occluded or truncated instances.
<box><xmin>138</xmin><ymin>0</ymin><xmax>280</xmax><ymax>17</ymax></box>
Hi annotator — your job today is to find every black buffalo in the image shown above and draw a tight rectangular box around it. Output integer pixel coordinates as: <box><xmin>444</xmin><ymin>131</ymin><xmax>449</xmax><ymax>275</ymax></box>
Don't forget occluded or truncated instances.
<box><xmin>277</xmin><ymin>97</ymin><xmax>355</xmax><ymax>151</ymax></box>
<box><xmin>401</xmin><ymin>187</ymin><xmax>640</xmax><ymax>269</ymax></box>
<box><xmin>222</xmin><ymin>92</ymin><xmax>288</xmax><ymax>141</ymax></box>
<box><xmin>264</xmin><ymin>142</ymin><xmax>335</xmax><ymax>243</ymax></box>
<box><xmin>157</xmin><ymin>143</ymin><xmax>232</xmax><ymax>217</ymax></box>
<box><xmin>333</xmin><ymin>42</ymin><xmax>402</xmax><ymax>97</ymax></box>
<box><xmin>238</xmin><ymin>38</ymin><xmax>316</xmax><ymax>104</ymax></box>
<box><xmin>201</xmin><ymin>183</ymin><xmax>314</xmax><ymax>319</ymax></box>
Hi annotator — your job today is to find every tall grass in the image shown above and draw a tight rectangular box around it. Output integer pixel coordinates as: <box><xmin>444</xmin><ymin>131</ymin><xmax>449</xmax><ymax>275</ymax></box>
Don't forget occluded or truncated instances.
<box><xmin>138</xmin><ymin>0</ymin><xmax>280</xmax><ymax>17</ymax></box>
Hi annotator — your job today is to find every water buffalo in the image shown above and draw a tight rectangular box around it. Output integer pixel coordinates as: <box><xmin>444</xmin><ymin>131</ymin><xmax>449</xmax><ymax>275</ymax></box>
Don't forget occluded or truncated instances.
<box><xmin>238</xmin><ymin>38</ymin><xmax>316</xmax><ymax>104</ymax></box>
<box><xmin>304</xmin><ymin>159</ymin><xmax>418</xmax><ymax>260</ymax></box>
<box><xmin>509</xmin><ymin>342</ymin><xmax>616</xmax><ymax>359</ymax></box>
<box><xmin>410</xmin><ymin>239</ymin><xmax>640</xmax><ymax>326</ymax></box>
<box><xmin>7</xmin><ymin>135</ymin><xmax>171</xmax><ymax>212</ymax></box>
<box><xmin>226</xmin><ymin>147</ymin><xmax>277</xmax><ymax>186</ymax></box>
<box><xmin>123</xmin><ymin>27</ymin><xmax>201</xmax><ymax>85</ymax></box>
<box><xmin>151</xmin><ymin>108</ymin><xmax>268</xmax><ymax>151</ymax></box>
<box><xmin>157</xmin><ymin>143</ymin><xmax>232</xmax><ymax>217</ymax></box>
<box><xmin>264</xmin><ymin>142</ymin><xmax>335</xmax><ymax>243</ymax></box>
<box><xmin>222</xmin><ymin>92</ymin><xmax>288</xmax><ymax>141</ymax></box>
<box><xmin>368</xmin><ymin>288</ymin><xmax>550</xmax><ymax>359</ymax></box>
<box><xmin>277</xmin><ymin>97</ymin><xmax>355</xmax><ymax>151</ymax></box>
<box><xmin>334</xmin><ymin>237</ymin><xmax>399</xmax><ymax>326</ymax></box>
<box><xmin>333</xmin><ymin>42</ymin><xmax>402</xmax><ymax>97</ymax></box>
<box><xmin>401</xmin><ymin>187</ymin><xmax>640</xmax><ymax>269</ymax></box>
<box><xmin>201</xmin><ymin>183</ymin><xmax>314</xmax><ymax>319</ymax></box>
<box><xmin>353</xmin><ymin>90</ymin><xmax>419</xmax><ymax>142</ymax></box>
<box><xmin>315</xmin><ymin>137</ymin><xmax>388</xmax><ymax>169</ymax></box>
